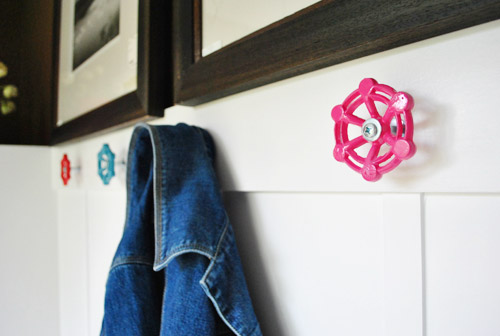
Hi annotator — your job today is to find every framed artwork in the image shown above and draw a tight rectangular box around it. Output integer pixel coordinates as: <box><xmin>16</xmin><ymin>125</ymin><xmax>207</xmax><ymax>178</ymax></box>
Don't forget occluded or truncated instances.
<box><xmin>173</xmin><ymin>0</ymin><xmax>500</xmax><ymax>106</ymax></box>
<box><xmin>52</xmin><ymin>0</ymin><xmax>171</xmax><ymax>144</ymax></box>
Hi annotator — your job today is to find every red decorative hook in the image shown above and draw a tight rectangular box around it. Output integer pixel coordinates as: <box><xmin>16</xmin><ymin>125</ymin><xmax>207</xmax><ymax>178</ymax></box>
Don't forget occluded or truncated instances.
<box><xmin>60</xmin><ymin>154</ymin><xmax>71</xmax><ymax>186</ymax></box>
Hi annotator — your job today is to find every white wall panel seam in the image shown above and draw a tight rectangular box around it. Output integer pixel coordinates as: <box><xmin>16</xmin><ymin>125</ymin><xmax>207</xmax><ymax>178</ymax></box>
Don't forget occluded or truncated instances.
<box><xmin>85</xmin><ymin>192</ymin><xmax>92</xmax><ymax>336</ymax></box>
<box><xmin>420</xmin><ymin>193</ymin><xmax>428</xmax><ymax>336</ymax></box>
<box><xmin>382</xmin><ymin>193</ymin><xmax>423</xmax><ymax>336</ymax></box>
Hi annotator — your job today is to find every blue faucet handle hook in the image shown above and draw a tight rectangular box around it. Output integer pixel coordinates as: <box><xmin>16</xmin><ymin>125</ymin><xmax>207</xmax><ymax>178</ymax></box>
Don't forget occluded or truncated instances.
<box><xmin>97</xmin><ymin>144</ymin><xmax>116</xmax><ymax>185</ymax></box>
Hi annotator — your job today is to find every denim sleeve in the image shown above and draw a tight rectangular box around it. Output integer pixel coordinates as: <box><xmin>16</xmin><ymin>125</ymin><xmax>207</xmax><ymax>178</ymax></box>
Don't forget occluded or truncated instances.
<box><xmin>101</xmin><ymin>262</ymin><xmax>164</xmax><ymax>335</ymax></box>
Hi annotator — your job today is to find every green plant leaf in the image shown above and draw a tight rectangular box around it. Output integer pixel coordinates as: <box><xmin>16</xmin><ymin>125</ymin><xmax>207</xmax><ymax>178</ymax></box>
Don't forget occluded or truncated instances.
<box><xmin>0</xmin><ymin>62</ymin><xmax>7</xmax><ymax>78</ymax></box>
<box><xmin>1</xmin><ymin>100</ymin><xmax>16</xmax><ymax>115</ymax></box>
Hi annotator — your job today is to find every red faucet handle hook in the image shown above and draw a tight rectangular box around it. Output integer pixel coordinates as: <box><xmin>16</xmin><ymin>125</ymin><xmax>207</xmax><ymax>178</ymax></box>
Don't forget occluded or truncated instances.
<box><xmin>60</xmin><ymin>154</ymin><xmax>71</xmax><ymax>186</ymax></box>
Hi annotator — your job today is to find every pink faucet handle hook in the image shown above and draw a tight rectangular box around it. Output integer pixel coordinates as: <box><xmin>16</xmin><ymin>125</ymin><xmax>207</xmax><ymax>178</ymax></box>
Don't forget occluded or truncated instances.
<box><xmin>331</xmin><ymin>78</ymin><xmax>416</xmax><ymax>182</ymax></box>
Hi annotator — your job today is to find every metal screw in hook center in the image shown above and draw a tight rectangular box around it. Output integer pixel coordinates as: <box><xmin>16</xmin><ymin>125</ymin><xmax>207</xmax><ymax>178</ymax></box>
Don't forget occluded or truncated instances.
<box><xmin>362</xmin><ymin>118</ymin><xmax>382</xmax><ymax>142</ymax></box>
<box><xmin>363</xmin><ymin>123</ymin><xmax>376</xmax><ymax>137</ymax></box>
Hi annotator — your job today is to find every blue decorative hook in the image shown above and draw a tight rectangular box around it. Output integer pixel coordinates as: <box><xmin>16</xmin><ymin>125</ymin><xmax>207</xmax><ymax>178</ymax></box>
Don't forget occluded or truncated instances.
<box><xmin>97</xmin><ymin>144</ymin><xmax>116</xmax><ymax>185</ymax></box>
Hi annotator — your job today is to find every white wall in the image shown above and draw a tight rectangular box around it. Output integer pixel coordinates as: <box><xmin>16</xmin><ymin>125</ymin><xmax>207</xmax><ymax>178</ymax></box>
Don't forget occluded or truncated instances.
<box><xmin>54</xmin><ymin>20</ymin><xmax>500</xmax><ymax>335</ymax></box>
<box><xmin>0</xmin><ymin>145</ymin><xmax>59</xmax><ymax>335</ymax></box>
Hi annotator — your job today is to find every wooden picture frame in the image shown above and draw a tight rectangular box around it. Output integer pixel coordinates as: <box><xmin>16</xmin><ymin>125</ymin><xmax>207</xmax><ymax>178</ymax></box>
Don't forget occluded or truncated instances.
<box><xmin>173</xmin><ymin>0</ymin><xmax>500</xmax><ymax>106</ymax></box>
<box><xmin>51</xmin><ymin>0</ymin><xmax>171</xmax><ymax>144</ymax></box>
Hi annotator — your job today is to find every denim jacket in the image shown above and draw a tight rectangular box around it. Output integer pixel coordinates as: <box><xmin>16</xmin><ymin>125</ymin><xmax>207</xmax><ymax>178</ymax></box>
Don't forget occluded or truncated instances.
<box><xmin>101</xmin><ymin>123</ymin><xmax>262</xmax><ymax>336</ymax></box>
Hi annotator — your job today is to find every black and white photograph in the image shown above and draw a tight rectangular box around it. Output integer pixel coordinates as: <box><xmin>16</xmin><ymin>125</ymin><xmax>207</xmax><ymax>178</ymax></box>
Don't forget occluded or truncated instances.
<box><xmin>73</xmin><ymin>0</ymin><xmax>120</xmax><ymax>70</ymax></box>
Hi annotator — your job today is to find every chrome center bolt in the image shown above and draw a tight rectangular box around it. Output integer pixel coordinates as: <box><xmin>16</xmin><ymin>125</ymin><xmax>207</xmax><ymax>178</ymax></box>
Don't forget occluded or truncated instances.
<box><xmin>363</xmin><ymin>123</ymin><xmax>376</xmax><ymax>138</ymax></box>
<box><xmin>361</xmin><ymin>118</ymin><xmax>382</xmax><ymax>142</ymax></box>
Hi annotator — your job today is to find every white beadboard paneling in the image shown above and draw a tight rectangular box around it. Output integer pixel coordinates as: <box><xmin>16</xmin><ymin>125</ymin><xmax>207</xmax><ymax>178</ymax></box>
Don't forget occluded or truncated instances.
<box><xmin>225</xmin><ymin>192</ymin><xmax>424</xmax><ymax>336</ymax></box>
<box><xmin>1</xmin><ymin>145</ymin><xmax>52</xmax><ymax>191</ymax></box>
<box><xmin>86</xmin><ymin>190</ymin><xmax>127</xmax><ymax>336</ymax></box>
<box><xmin>425</xmin><ymin>194</ymin><xmax>500</xmax><ymax>336</ymax></box>
<box><xmin>225</xmin><ymin>192</ymin><xmax>385</xmax><ymax>336</ymax></box>
<box><xmin>382</xmin><ymin>194</ymin><xmax>423</xmax><ymax>336</ymax></box>
<box><xmin>0</xmin><ymin>145</ymin><xmax>59</xmax><ymax>335</ymax></box>
<box><xmin>58</xmin><ymin>191</ymin><xmax>88</xmax><ymax>336</ymax></box>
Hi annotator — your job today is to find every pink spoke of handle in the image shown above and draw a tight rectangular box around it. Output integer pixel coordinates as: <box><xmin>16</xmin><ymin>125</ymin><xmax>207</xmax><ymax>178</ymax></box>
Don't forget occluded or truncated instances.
<box><xmin>365</xmin><ymin>142</ymin><xmax>381</xmax><ymax>163</ymax></box>
<box><xmin>364</xmin><ymin>97</ymin><xmax>380</xmax><ymax>119</ymax></box>
<box><xmin>345</xmin><ymin>135</ymin><xmax>366</xmax><ymax>150</ymax></box>
<box><xmin>345</xmin><ymin>114</ymin><xmax>365</xmax><ymax>127</ymax></box>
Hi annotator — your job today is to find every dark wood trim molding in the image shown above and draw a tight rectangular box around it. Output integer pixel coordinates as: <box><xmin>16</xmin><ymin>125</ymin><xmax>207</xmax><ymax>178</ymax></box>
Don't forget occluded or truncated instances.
<box><xmin>51</xmin><ymin>0</ymin><xmax>172</xmax><ymax>144</ymax></box>
<box><xmin>173</xmin><ymin>0</ymin><xmax>500</xmax><ymax>106</ymax></box>
<box><xmin>193</xmin><ymin>0</ymin><xmax>203</xmax><ymax>63</ymax></box>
